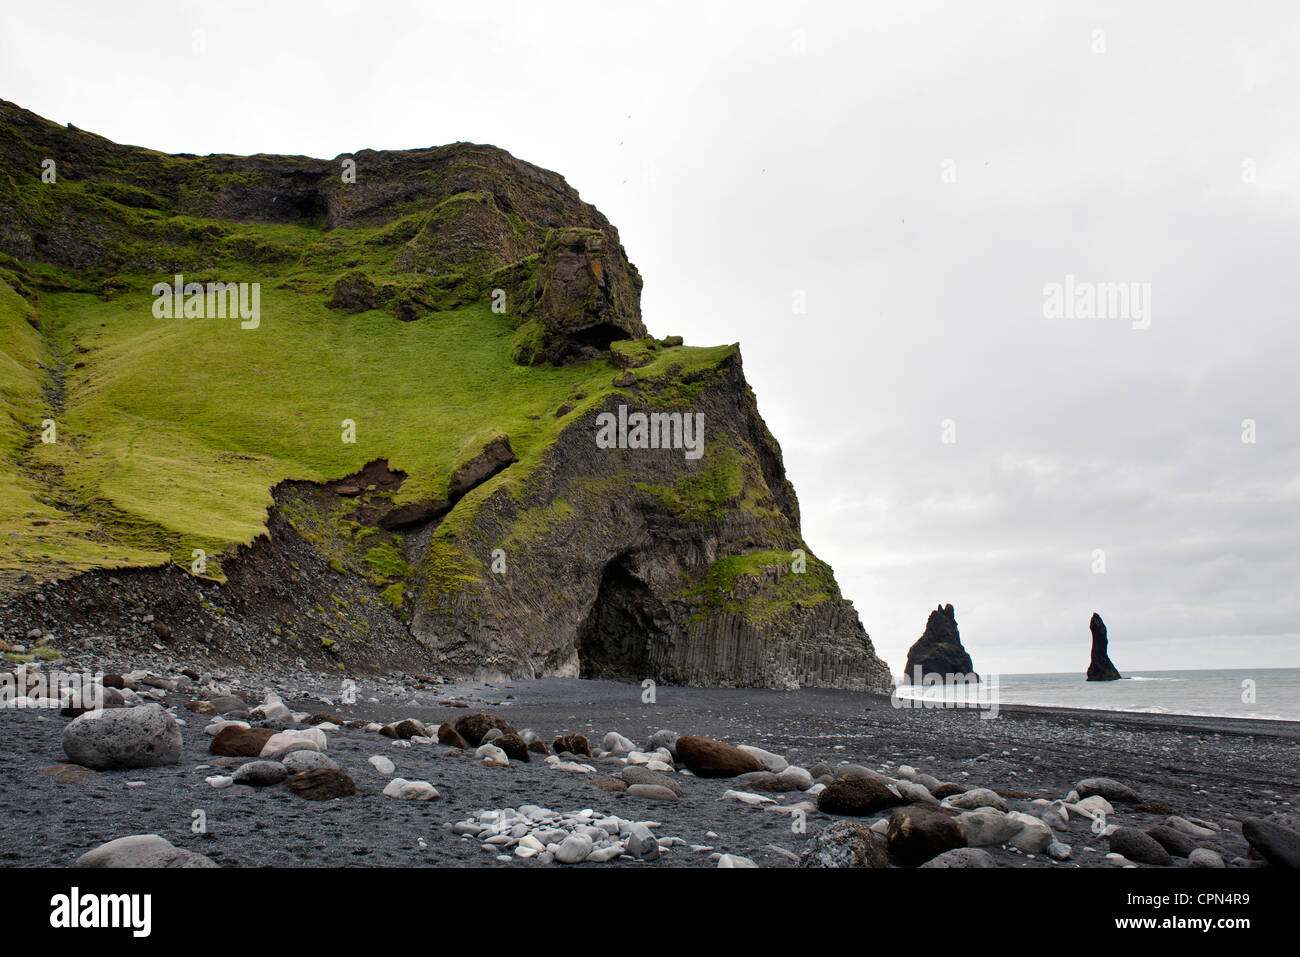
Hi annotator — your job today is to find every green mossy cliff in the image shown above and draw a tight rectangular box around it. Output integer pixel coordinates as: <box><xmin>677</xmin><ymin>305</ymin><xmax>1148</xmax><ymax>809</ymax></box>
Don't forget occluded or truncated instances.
<box><xmin>0</xmin><ymin>99</ymin><xmax>890</xmax><ymax>691</ymax></box>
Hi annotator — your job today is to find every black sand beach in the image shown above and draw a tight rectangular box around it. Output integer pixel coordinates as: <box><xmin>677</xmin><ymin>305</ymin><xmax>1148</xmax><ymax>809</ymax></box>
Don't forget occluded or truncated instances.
<box><xmin>2</xmin><ymin>664</ymin><xmax>1295</xmax><ymax>869</ymax></box>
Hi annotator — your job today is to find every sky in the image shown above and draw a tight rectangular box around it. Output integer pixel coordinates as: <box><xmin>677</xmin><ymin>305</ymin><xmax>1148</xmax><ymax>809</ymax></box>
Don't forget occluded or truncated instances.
<box><xmin>2</xmin><ymin>1</ymin><xmax>1297</xmax><ymax>675</ymax></box>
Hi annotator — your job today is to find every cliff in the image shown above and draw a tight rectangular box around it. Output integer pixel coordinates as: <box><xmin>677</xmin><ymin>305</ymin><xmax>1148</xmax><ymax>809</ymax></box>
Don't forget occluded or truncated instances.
<box><xmin>0</xmin><ymin>99</ymin><xmax>891</xmax><ymax>692</ymax></box>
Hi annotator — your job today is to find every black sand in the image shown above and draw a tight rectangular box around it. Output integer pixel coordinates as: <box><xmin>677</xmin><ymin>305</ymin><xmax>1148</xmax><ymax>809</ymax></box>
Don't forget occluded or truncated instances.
<box><xmin>2</xmin><ymin>674</ymin><xmax>1296</xmax><ymax>868</ymax></box>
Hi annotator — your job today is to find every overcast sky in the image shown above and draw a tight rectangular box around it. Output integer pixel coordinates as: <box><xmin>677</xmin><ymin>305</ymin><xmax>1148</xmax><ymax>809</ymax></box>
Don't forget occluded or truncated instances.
<box><xmin>3</xmin><ymin>1</ymin><xmax>1297</xmax><ymax>674</ymax></box>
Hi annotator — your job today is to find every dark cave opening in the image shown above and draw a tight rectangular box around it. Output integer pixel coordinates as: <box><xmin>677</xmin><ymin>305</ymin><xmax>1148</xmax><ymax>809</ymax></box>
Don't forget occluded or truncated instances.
<box><xmin>570</xmin><ymin>322</ymin><xmax>627</xmax><ymax>352</ymax></box>
<box><xmin>577</xmin><ymin>555</ymin><xmax>664</xmax><ymax>681</ymax></box>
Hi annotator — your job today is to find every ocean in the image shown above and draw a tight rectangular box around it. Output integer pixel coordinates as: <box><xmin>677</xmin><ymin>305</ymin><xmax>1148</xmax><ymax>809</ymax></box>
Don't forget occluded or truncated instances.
<box><xmin>891</xmin><ymin>668</ymin><xmax>1300</xmax><ymax>722</ymax></box>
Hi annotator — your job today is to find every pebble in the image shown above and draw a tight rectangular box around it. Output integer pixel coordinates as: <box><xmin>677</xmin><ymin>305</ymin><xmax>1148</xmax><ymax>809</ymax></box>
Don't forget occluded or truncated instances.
<box><xmin>626</xmin><ymin>784</ymin><xmax>678</xmax><ymax>802</ymax></box>
<box><xmin>602</xmin><ymin>732</ymin><xmax>636</xmax><ymax>754</ymax></box>
<box><xmin>724</xmin><ymin>789</ymin><xmax>775</xmax><ymax>805</ymax></box>
<box><xmin>232</xmin><ymin>760</ymin><xmax>288</xmax><ymax>787</ymax></box>
<box><xmin>1166</xmin><ymin>815</ymin><xmax>1218</xmax><ymax>838</ymax></box>
<box><xmin>382</xmin><ymin>778</ymin><xmax>439</xmax><ymax>801</ymax></box>
<box><xmin>282</xmin><ymin>750</ymin><xmax>338</xmax><ymax>774</ymax></box>
<box><xmin>555</xmin><ymin>834</ymin><xmax>593</xmax><ymax>863</ymax></box>
<box><xmin>738</xmin><ymin>745</ymin><xmax>788</xmax><ymax>773</ymax></box>
<box><xmin>1188</xmin><ymin>847</ymin><xmax>1227</xmax><ymax>868</ymax></box>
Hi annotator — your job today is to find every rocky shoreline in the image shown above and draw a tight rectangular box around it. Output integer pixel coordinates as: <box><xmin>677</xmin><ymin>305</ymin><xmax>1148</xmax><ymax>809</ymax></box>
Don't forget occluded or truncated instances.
<box><xmin>2</xmin><ymin>647</ymin><xmax>1298</xmax><ymax>869</ymax></box>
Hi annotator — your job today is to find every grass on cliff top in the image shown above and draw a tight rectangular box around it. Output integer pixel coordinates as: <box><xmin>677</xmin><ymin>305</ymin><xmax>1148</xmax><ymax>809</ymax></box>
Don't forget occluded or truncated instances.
<box><xmin>680</xmin><ymin>547</ymin><xmax>841</xmax><ymax>626</ymax></box>
<box><xmin>0</xmin><ymin>248</ymin><xmax>735</xmax><ymax>580</ymax></box>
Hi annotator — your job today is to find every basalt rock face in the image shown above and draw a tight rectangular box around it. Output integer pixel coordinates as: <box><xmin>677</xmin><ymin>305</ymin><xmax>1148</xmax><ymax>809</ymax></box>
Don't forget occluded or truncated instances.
<box><xmin>408</xmin><ymin>348</ymin><xmax>893</xmax><ymax>693</ymax></box>
<box><xmin>902</xmin><ymin>604</ymin><xmax>977</xmax><ymax>682</ymax></box>
<box><xmin>0</xmin><ymin>99</ymin><xmax>890</xmax><ymax>692</ymax></box>
<box><xmin>1086</xmin><ymin>612</ymin><xmax>1122</xmax><ymax>681</ymax></box>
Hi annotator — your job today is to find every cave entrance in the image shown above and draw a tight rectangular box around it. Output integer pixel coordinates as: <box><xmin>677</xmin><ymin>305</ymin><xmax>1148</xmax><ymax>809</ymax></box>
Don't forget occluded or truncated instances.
<box><xmin>569</xmin><ymin>323</ymin><xmax>626</xmax><ymax>353</ymax></box>
<box><xmin>577</xmin><ymin>555</ymin><xmax>666</xmax><ymax>681</ymax></box>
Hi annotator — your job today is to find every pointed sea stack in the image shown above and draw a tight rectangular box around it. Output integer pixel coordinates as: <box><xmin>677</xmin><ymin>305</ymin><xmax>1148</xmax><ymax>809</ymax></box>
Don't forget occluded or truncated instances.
<box><xmin>902</xmin><ymin>604</ymin><xmax>978</xmax><ymax>683</ymax></box>
<box><xmin>1086</xmin><ymin>612</ymin><xmax>1122</xmax><ymax>681</ymax></box>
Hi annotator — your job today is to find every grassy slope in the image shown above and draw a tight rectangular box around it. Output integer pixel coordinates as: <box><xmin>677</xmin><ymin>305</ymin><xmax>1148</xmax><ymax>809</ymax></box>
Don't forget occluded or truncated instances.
<box><xmin>0</xmin><ymin>203</ymin><xmax>736</xmax><ymax>581</ymax></box>
<box><xmin>1</xmin><ymin>159</ymin><xmax>797</xmax><ymax>613</ymax></box>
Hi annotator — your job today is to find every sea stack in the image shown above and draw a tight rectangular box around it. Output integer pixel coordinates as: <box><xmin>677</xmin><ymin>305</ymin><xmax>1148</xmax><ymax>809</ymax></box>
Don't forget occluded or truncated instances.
<box><xmin>1086</xmin><ymin>612</ymin><xmax>1122</xmax><ymax>681</ymax></box>
<box><xmin>902</xmin><ymin>604</ymin><xmax>978</xmax><ymax>683</ymax></box>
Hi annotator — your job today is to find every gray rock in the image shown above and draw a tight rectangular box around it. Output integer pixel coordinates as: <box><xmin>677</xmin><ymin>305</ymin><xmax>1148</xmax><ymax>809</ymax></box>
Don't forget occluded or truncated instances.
<box><xmin>800</xmin><ymin>821</ymin><xmax>889</xmax><ymax>868</ymax></box>
<box><xmin>920</xmin><ymin>847</ymin><xmax>996</xmax><ymax>868</ymax></box>
<box><xmin>738</xmin><ymin>745</ymin><xmax>788</xmax><ymax>773</ymax></box>
<box><xmin>282</xmin><ymin>750</ymin><xmax>338</xmax><ymax>774</ymax></box>
<box><xmin>1242</xmin><ymin>817</ymin><xmax>1300</xmax><ymax>868</ymax></box>
<box><xmin>626</xmin><ymin>828</ymin><xmax>661</xmax><ymax>860</ymax></box>
<box><xmin>777</xmin><ymin>765</ymin><xmax>815</xmax><ymax>791</ymax></box>
<box><xmin>1075</xmin><ymin>777</ymin><xmax>1141</xmax><ymax>804</ymax></box>
<box><xmin>626</xmin><ymin>784</ymin><xmax>678</xmax><ymax>802</ymax></box>
<box><xmin>646</xmin><ymin>729</ymin><xmax>679</xmax><ymax>757</ymax></box>
<box><xmin>602</xmin><ymin>731</ymin><xmax>636</xmax><ymax>753</ymax></box>
<box><xmin>1165</xmin><ymin>815</ymin><xmax>1217</xmax><ymax>838</ymax></box>
<box><xmin>1147</xmin><ymin>825</ymin><xmax>1197</xmax><ymax>857</ymax></box>
<box><xmin>913</xmin><ymin>772</ymin><xmax>943</xmax><ymax>792</ymax></box>
<box><xmin>897</xmin><ymin>780</ymin><xmax>940</xmax><ymax>805</ymax></box>
<box><xmin>62</xmin><ymin>704</ymin><xmax>182</xmax><ymax>770</ymax></box>
<box><xmin>621</xmin><ymin>765</ymin><xmax>683</xmax><ymax>795</ymax></box>
<box><xmin>1108</xmin><ymin>827</ymin><xmax>1173</xmax><ymax>866</ymax></box>
<box><xmin>76</xmin><ymin>834</ymin><xmax>217</xmax><ymax>868</ymax></box>
<box><xmin>1188</xmin><ymin>848</ymin><xmax>1226</xmax><ymax>868</ymax></box>
<box><xmin>1047</xmin><ymin>841</ymin><xmax>1072</xmax><ymax>860</ymax></box>
<box><xmin>1010</xmin><ymin>824</ymin><xmax>1053</xmax><ymax>854</ymax></box>
<box><xmin>233</xmin><ymin>760</ymin><xmax>288</xmax><ymax>786</ymax></box>
<box><xmin>957</xmin><ymin>810</ymin><xmax>1020</xmax><ymax>846</ymax></box>
<box><xmin>946</xmin><ymin>788</ymin><xmax>1007</xmax><ymax>811</ymax></box>
<box><xmin>836</xmin><ymin>764</ymin><xmax>891</xmax><ymax>784</ymax></box>
<box><xmin>555</xmin><ymin>834</ymin><xmax>593</xmax><ymax>864</ymax></box>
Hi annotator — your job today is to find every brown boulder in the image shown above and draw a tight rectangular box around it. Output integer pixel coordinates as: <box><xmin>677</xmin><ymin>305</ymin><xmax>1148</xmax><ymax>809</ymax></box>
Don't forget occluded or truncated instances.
<box><xmin>186</xmin><ymin>700</ymin><xmax>218</xmax><ymax>715</ymax></box>
<box><xmin>209</xmin><ymin>726</ymin><xmax>275</xmax><ymax>757</ymax></box>
<box><xmin>527</xmin><ymin>739</ymin><xmax>550</xmax><ymax>756</ymax></box>
<box><xmin>817</xmin><ymin>776</ymin><xmax>905</xmax><ymax>816</ymax></box>
<box><xmin>286</xmin><ymin>768</ymin><xmax>357</xmax><ymax>801</ymax></box>
<box><xmin>675</xmin><ymin>735</ymin><xmax>764</xmax><ymax>778</ymax></box>
<box><xmin>437</xmin><ymin>722</ymin><xmax>469</xmax><ymax>748</ymax></box>
<box><xmin>391</xmin><ymin>719</ymin><xmax>425</xmax><ymax>740</ymax></box>
<box><xmin>552</xmin><ymin>733</ymin><xmax>591</xmax><ymax>756</ymax></box>
<box><xmin>493</xmin><ymin>733</ymin><xmax>530</xmax><ymax>762</ymax></box>
<box><xmin>454</xmin><ymin>713</ymin><xmax>515</xmax><ymax>747</ymax></box>
<box><xmin>886</xmin><ymin>804</ymin><xmax>966</xmax><ymax>867</ymax></box>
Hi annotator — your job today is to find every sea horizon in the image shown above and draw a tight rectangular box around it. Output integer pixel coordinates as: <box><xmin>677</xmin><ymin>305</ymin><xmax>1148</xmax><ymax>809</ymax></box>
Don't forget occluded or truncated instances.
<box><xmin>891</xmin><ymin>667</ymin><xmax>1300</xmax><ymax>722</ymax></box>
